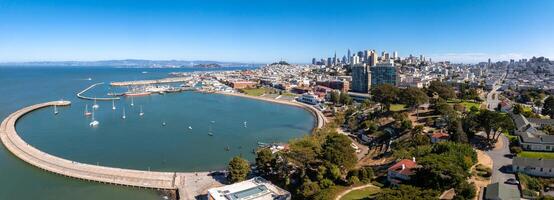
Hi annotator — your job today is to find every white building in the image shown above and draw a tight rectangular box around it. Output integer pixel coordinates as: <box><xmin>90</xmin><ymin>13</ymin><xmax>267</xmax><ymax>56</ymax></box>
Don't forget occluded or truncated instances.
<box><xmin>207</xmin><ymin>177</ymin><xmax>290</xmax><ymax>200</ymax></box>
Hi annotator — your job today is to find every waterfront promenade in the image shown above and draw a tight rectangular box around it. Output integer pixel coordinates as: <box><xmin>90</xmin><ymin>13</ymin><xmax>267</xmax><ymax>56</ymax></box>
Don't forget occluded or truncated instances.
<box><xmin>0</xmin><ymin>101</ymin><xmax>180</xmax><ymax>190</ymax></box>
<box><xmin>218</xmin><ymin>92</ymin><xmax>327</xmax><ymax>129</ymax></box>
<box><xmin>77</xmin><ymin>82</ymin><xmax>120</xmax><ymax>101</ymax></box>
<box><xmin>0</xmin><ymin>98</ymin><xmax>319</xmax><ymax>199</ymax></box>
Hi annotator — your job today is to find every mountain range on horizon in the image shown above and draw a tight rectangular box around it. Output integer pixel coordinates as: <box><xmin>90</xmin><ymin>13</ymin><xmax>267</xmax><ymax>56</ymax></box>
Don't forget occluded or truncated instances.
<box><xmin>0</xmin><ymin>59</ymin><xmax>261</xmax><ymax>68</ymax></box>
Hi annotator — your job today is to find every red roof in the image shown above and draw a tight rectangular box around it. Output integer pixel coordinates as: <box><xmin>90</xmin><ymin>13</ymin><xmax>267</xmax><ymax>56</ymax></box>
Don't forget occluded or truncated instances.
<box><xmin>431</xmin><ymin>131</ymin><xmax>449</xmax><ymax>139</ymax></box>
<box><xmin>388</xmin><ymin>159</ymin><xmax>417</xmax><ymax>176</ymax></box>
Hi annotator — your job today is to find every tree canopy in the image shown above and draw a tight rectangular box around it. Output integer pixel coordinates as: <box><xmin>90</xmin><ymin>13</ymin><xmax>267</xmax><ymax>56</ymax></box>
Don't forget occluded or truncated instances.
<box><xmin>428</xmin><ymin>81</ymin><xmax>456</xmax><ymax>100</ymax></box>
<box><xmin>543</xmin><ymin>96</ymin><xmax>554</xmax><ymax>118</ymax></box>
<box><xmin>372</xmin><ymin>84</ymin><xmax>400</xmax><ymax>111</ymax></box>
<box><xmin>227</xmin><ymin>156</ymin><xmax>251</xmax><ymax>183</ymax></box>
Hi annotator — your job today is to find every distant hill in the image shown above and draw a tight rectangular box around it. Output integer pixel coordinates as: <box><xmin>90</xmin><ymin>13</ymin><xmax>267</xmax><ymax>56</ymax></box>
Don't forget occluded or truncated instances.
<box><xmin>0</xmin><ymin>59</ymin><xmax>259</xmax><ymax>68</ymax></box>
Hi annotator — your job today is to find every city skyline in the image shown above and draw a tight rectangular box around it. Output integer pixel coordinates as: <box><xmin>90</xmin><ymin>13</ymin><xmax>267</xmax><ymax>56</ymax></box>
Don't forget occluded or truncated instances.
<box><xmin>1</xmin><ymin>0</ymin><xmax>553</xmax><ymax>63</ymax></box>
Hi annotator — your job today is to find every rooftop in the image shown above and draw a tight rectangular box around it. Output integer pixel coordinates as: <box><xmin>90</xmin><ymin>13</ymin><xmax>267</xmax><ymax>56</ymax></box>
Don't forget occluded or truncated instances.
<box><xmin>207</xmin><ymin>177</ymin><xmax>290</xmax><ymax>200</ymax></box>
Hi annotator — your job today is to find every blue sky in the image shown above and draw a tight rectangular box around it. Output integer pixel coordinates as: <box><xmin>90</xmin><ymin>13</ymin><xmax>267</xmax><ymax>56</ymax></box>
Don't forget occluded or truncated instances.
<box><xmin>0</xmin><ymin>0</ymin><xmax>553</xmax><ymax>63</ymax></box>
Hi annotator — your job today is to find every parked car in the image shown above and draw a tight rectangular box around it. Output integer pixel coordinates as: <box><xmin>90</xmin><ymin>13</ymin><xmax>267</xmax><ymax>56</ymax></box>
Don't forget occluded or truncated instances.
<box><xmin>505</xmin><ymin>178</ymin><xmax>520</xmax><ymax>185</ymax></box>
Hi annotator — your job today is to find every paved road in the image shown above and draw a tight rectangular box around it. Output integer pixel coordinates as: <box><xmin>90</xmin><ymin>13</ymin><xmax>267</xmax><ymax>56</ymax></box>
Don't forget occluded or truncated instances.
<box><xmin>484</xmin><ymin>134</ymin><xmax>520</xmax><ymax>195</ymax></box>
<box><xmin>486</xmin><ymin>73</ymin><xmax>506</xmax><ymax>110</ymax></box>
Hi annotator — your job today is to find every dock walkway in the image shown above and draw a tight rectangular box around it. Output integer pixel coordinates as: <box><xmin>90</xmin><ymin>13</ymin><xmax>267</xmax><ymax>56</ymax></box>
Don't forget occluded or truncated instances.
<box><xmin>77</xmin><ymin>82</ymin><xmax>120</xmax><ymax>101</ymax></box>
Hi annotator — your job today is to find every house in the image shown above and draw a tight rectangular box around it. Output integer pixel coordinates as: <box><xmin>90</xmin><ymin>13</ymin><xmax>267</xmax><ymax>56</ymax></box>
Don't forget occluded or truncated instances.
<box><xmin>430</xmin><ymin>130</ymin><xmax>450</xmax><ymax>143</ymax></box>
<box><xmin>511</xmin><ymin>113</ymin><xmax>554</xmax><ymax>151</ymax></box>
<box><xmin>513</xmin><ymin>157</ymin><xmax>554</xmax><ymax>177</ymax></box>
<box><xmin>484</xmin><ymin>182</ymin><xmax>520</xmax><ymax>200</ymax></box>
<box><xmin>207</xmin><ymin>177</ymin><xmax>291</xmax><ymax>200</ymax></box>
<box><xmin>387</xmin><ymin>158</ymin><xmax>417</xmax><ymax>185</ymax></box>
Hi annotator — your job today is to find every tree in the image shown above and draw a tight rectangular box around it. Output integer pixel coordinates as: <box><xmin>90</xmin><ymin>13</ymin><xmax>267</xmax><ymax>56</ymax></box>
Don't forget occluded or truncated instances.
<box><xmin>322</xmin><ymin>134</ymin><xmax>357</xmax><ymax>171</ymax></box>
<box><xmin>297</xmin><ymin>179</ymin><xmax>321</xmax><ymax>199</ymax></box>
<box><xmin>428</xmin><ymin>81</ymin><xmax>456</xmax><ymax>100</ymax></box>
<box><xmin>401</xmin><ymin>87</ymin><xmax>429</xmax><ymax>118</ymax></box>
<box><xmin>412</xmin><ymin>154</ymin><xmax>468</xmax><ymax>190</ymax></box>
<box><xmin>255</xmin><ymin>148</ymin><xmax>275</xmax><ymax>176</ymax></box>
<box><xmin>543</xmin><ymin>96</ymin><xmax>554</xmax><ymax>118</ymax></box>
<box><xmin>513</xmin><ymin>104</ymin><xmax>524</xmax><ymax>114</ymax></box>
<box><xmin>454</xmin><ymin>181</ymin><xmax>476</xmax><ymax>200</ymax></box>
<box><xmin>450</xmin><ymin>119</ymin><xmax>469</xmax><ymax>143</ymax></box>
<box><xmin>330</xmin><ymin>91</ymin><xmax>340</xmax><ymax>105</ymax></box>
<box><xmin>287</xmin><ymin>136</ymin><xmax>321</xmax><ymax>167</ymax></box>
<box><xmin>476</xmin><ymin>109</ymin><xmax>515</xmax><ymax>141</ymax></box>
<box><xmin>339</xmin><ymin>92</ymin><xmax>353</xmax><ymax>105</ymax></box>
<box><xmin>227</xmin><ymin>156</ymin><xmax>250</xmax><ymax>183</ymax></box>
<box><xmin>372</xmin><ymin>84</ymin><xmax>400</xmax><ymax>111</ymax></box>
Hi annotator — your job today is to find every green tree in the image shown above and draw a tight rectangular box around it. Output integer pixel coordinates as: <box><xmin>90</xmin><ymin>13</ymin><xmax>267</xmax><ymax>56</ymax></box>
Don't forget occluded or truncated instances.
<box><xmin>330</xmin><ymin>90</ymin><xmax>340</xmax><ymax>105</ymax></box>
<box><xmin>322</xmin><ymin>134</ymin><xmax>357</xmax><ymax>171</ymax></box>
<box><xmin>401</xmin><ymin>87</ymin><xmax>429</xmax><ymax>112</ymax></box>
<box><xmin>428</xmin><ymin>81</ymin><xmax>456</xmax><ymax>100</ymax></box>
<box><xmin>454</xmin><ymin>181</ymin><xmax>476</xmax><ymax>200</ymax></box>
<box><xmin>339</xmin><ymin>92</ymin><xmax>353</xmax><ymax>105</ymax></box>
<box><xmin>227</xmin><ymin>156</ymin><xmax>251</xmax><ymax>183</ymax></box>
<box><xmin>372</xmin><ymin>84</ymin><xmax>400</xmax><ymax>111</ymax></box>
<box><xmin>412</xmin><ymin>154</ymin><xmax>468</xmax><ymax>190</ymax></box>
<box><xmin>297</xmin><ymin>179</ymin><xmax>321</xmax><ymax>199</ymax></box>
<box><xmin>513</xmin><ymin>104</ymin><xmax>524</xmax><ymax>114</ymax></box>
<box><xmin>255</xmin><ymin>148</ymin><xmax>275</xmax><ymax>176</ymax></box>
<box><xmin>287</xmin><ymin>136</ymin><xmax>321</xmax><ymax>167</ymax></box>
<box><xmin>543</xmin><ymin>96</ymin><xmax>554</xmax><ymax>118</ymax></box>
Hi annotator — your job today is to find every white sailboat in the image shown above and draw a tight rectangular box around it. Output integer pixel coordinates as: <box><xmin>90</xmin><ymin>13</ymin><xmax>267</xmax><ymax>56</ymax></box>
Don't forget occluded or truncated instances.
<box><xmin>122</xmin><ymin>107</ymin><xmax>126</xmax><ymax>119</ymax></box>
<box><xmin>112</xmin><ymin>99</ymin><xmax>116</xmax><ymax>110</ymax></box>
<box><xmin>139</xmin><ymin>105</ymin><xmax>144</xmax><ymax>116</ymax></box>
<box><xmin>243</xmin><ymin>121</ymin><xmax>247</xmax><ymax>128</ymax></box>
<box><xmin>54</xmin><ymin>105</ymin><xmax>59</xmax><ymax>115</ymax></box>
<box><xmin>130</xmin><ymin>97</ymin><xmax>134</xmax><ymax>107</ymax></box>
<box><xmin>89</xmin><ymin>109</ymin><xmax>99</xmax><ymax>127</ymax></box>
<box><xmin>84</xmin><ymin>104</ymin><xmax>92</xmax><ymax>116</ymax></box>
<box><xmin>92</xmin><ymin>99</ymin><xmax>99</xmax><ymax>109</ymax></box>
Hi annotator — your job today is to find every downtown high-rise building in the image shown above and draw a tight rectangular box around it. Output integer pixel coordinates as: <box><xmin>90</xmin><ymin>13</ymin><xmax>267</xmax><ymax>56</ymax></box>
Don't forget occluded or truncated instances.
<box><xmin>371</xmin><ymin>60</ymin><xmax>399</xmax><ymax>87</ymax></box>
<box><xmin>347</xmin><ymin>49</ymin><xmax>352</xmax><ymax>64</ymax></box>
<box><xmin>369</xmin><ymin>50</ymin><xmax>377</xmax><ymax>66</ymax></box>
<box><xmin>351</xmin><ymin>64</ymin><xmax>371</xmax><ymax>93</ymax></box>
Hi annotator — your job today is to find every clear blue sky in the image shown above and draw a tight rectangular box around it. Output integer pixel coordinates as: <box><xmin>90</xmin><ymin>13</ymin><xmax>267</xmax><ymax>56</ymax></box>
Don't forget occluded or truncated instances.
<box><xmin>0</xmin><ymin>0</ymin><xmax>553</xmax><ymax>63</ymax></box>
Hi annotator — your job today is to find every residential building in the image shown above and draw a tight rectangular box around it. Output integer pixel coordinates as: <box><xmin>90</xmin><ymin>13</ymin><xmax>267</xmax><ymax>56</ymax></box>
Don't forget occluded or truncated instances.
<box><xmin>512</xmin><ymin>113</ymin><xmax>554</xmax><ymax>151</ymax></box>
<box><xmin>371</xmin><ymin>60</ymin><xmax>399</xmax><ymax>86</ymax></box>
<box><xmin>430</xmin><ymin>130</ymin><xmax>449</xmax><ymax>143</ymax></box>
<box><xmin>512</xmin><ymin>157</ymin><xmax>554</xmax><ymax>177</ymax></box>
<box><xmin>387</xmin><ymin>158</ymin><xmax>417</xmax><ymax>185</ymax></box>
<box><xmin>351</xmin><ymin>64</ymin><xmax>371</xmax><ymax>93</ymax></box>
<box><xmin>484</xmin><ymin>182</ymin><xmax>520</xmax><ymax>200</ymax></box>
<box><xmin>207</xmin><ymin>177</ymin><xmax>291</xmax><ymax>200</ymax></box>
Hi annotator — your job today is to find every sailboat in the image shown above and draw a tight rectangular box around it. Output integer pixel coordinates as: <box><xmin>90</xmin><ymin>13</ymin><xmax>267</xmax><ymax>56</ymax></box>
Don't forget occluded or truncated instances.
<box><xmin>121</xmin><ymin>107</ymin><xmax>126</xmax><ymax>119</ymax></box>
<box><xmin>139</xmin><ymin>105</ymin><xmax>144</xmax><ymax>116</ymax></box>
<box><xmin>112</xmin><ymin>99</ymin><xmax>116</xmax><ymax>110</ymax></box>
<box><xmin>84</xmin><ymin>104</ymin><xmax>92</xmax><ymax>116</ymax></box>
<box><xmin>92</xmin><ymin>99</ymin><xmax>99</xmax><ymax>109</ymax></box>
<box><xmin>54</xmin><ymin>105</ymin><xmax>59</xmax><ymax>115</ymax></box>
<box><xmin>162</xmin><ymin>122</ymin><xmax>166</xmax><ymax>126</ymax></box>
<box><xmin>130</xmin><ymin>97</ymin><xmax>134</xmax><ymax>107</ymax></box>
<box><xmin>89</xmin><ymin>109</ymin><xmax>99</xmax><ymax>127</ymax></box>
<box><xmin>243</xmin><ymin>121</ymin><xmax>247</xmax><ymax>128</ymax></box>
<box><xmin>208</xmin><ymin>125</ymin><xmax>213</xmax><ymax>136</ymax></box>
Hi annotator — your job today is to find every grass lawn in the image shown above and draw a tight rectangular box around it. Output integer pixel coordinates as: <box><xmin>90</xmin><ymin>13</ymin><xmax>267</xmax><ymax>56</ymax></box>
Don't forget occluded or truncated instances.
<box><xmin>390</xmin><ymin>104</ymin><xmax>406</xmax><ymax>112</ymax></box>
<box><xmin>340</xmin><ymin>186</ymin><xmax>381</xmax><ymax>200</ymax></box>
<box><xmin>447</xmin><ymin>99</ymin><xmax>482</xmax><ymax>111</ymax></box>
<box><xmin>240</xmin><ymin>88</ymin><xmax>273</xmax><ymax>96</ymax></box>
<box><xmin>518</xmin><ymin>151</ymin><xmax>554</xmax><ymax>159</ymax></box>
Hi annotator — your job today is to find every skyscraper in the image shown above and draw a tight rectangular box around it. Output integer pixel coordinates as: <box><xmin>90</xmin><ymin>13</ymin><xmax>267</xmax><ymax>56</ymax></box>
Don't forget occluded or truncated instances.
<box><xmin>371</xmin><ymin>60</ymin><xmax>398</xmax><ymax>87</ymax></box>
<box><xmin>352</xmin><ymin>54</ymin><xmax>360</xmax><ymax>65</ymax></box>
<box><xmin>351</xmin><ymin>64</ymin><xmax>371</xmax><ymax>93</ymax></box>
<box><xmin>312</xmin><ymin>58</ymin><xmax>316</xmax><ymax>65</ymax></box>
<box><xmin>393</xmin><ymin>51</ymin><xmax>398</xmax><ymax>60</ymax></box>
<box><xmin>347</xmin><ymin>49</ymin><xmax>352</xmax><ymax>64</ymax></box>
<box><xmin>369</xmin><ymin>50</ymin><xmax>377</xmax><ymax>66</ymax></box>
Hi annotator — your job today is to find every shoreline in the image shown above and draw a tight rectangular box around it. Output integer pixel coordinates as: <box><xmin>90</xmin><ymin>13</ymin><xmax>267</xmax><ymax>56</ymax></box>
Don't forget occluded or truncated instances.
<box><xmin>213</xmin><ymin>91</ymin><xmax>326</xmax><ymax>130</ymax></box>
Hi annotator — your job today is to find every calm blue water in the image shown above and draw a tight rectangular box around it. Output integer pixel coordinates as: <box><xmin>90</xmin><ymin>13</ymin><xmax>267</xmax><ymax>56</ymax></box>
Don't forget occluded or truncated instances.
<box><xmin>0</xmin><ymin>66</ymin><xmax>314</xmax><ymax>200</ymax></box>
